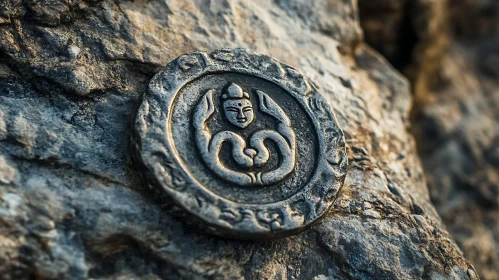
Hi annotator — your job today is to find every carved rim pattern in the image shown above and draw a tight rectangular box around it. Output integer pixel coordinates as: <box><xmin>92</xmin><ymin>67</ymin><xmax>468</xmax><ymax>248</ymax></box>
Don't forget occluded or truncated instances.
<box><xmin>133</xmin><ymin>48</ymin><xmax>348</xmax><ymax>239</ymax></box>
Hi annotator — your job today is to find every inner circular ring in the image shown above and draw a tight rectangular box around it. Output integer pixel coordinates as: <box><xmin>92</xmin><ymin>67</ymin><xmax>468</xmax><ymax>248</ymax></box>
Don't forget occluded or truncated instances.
<box><xmin>170</xmin><ymin>72</ymin><xmax>319</xmax><ymax>204</ymax></box>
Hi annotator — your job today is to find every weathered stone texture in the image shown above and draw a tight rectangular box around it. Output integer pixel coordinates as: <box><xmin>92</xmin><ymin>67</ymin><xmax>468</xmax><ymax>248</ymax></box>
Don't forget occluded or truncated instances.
<box><xmin>418</xmin><ymin>43</ymin><xmax>499</xmax><ymax>280</ymax></box>
<box><xmin>0</xmin><ymin>1</ymin><xmax>476</xmax><ymax>279</ymax></box>
<box><xmin>358</xmin><ymin>0</ymin><xmax>450</xmax><ymax>113</ymax></box>
<box><xmin>359</xmin><ymin>1</ymin><xmax>499</xmax><ymax>279</ymax></box>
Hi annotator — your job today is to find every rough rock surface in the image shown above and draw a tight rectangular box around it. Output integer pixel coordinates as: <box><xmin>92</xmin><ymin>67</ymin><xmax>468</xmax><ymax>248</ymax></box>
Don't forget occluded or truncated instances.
<box><xmin>359</xmin><ymin>1</ymin><xmax>499</xmax><ymax>279</ymax></box>
<box><xmin>419</xmin><ymin>42</ymin><xmax>499</xmax><ymax>280</ymax></box>
<box><xmin>358</xmin><ymin>0</ymin><xmax>450</xmax><ymax>112</ymax></box>
<box><xmin>417</xmin><ymin>3</ymin><xmax>499</xmax><ymax>279</ymax></box>
<box><xmin>0</xmin><ymin>1</ymin><xmax>477</xmax><ymax>279</ymax></box>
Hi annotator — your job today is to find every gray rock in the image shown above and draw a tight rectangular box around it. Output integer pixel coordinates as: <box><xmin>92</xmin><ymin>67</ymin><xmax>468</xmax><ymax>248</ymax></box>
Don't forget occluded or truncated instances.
<box><xmin>358</xmin><ymin>0</ymin><xmax>451</xmax><ymax>112</ymax></box>
<box><xmin>0</xmin><ymin>0</ymin><xmax>476</xmax><ymax>279</ymax></box>
<box><xmin>417</xmin><ymin>43</ymin><xmax>499</xmax><ymax>280</ymax></box>
<box><xmin>359</xmin><ymin>1</ymin><xmax>499</xmax><ymax>278</ymax></box>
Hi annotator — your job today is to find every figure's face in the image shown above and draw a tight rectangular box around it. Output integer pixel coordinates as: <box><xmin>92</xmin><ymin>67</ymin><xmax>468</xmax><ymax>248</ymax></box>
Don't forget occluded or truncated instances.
<box><xmin>223</xmin><ymin>98</ymin><xmax>254</xmax><ymax>128</ymax></box>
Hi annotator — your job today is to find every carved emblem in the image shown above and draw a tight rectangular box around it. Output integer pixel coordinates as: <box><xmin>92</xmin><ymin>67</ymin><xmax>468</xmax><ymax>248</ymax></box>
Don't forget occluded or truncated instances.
<box><xmin>133</xmin><ymin>49</ymin><xmax>347</xmax><ymax>239</ymax></box>
<box><xmin>194</xmin><ymin>83</ymin><xmax>296</xmax><ymax>186</ymax></box>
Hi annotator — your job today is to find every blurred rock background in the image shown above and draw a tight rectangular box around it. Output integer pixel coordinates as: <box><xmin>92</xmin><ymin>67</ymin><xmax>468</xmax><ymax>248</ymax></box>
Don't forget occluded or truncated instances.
<box><xmin>0</xmin><ymin>0</ymin><xmax>496</xmax><ymax>279</ymax></box>
<box><xmin>359</xmin><ymin>0</ymin><xmax>499</xmax><ymax>279</ymax></box>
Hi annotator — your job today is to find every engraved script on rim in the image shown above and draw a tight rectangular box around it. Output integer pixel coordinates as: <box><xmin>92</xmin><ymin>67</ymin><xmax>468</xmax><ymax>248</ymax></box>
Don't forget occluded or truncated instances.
<box><xmin>133</xmin><ymin>49</ymin><xmax>348</xmax><ymax>239</ymax></box>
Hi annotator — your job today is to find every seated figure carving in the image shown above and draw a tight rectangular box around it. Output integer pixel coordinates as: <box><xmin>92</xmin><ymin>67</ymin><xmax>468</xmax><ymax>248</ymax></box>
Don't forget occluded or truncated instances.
<box><xmin>193</xmin><ymin>83</ymin><xmax>296</xmax><ymax>186</ymax></box>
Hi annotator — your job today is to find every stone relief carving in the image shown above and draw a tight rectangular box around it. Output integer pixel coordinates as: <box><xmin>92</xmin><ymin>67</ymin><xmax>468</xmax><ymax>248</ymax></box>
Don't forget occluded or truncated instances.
<box><xmin>193</xmin><ymin>83</ymin><xmax>296</xmax><ymax>186</ymax></box>
<box><xmin>134</xmin><ymin>48</ymin><xmax>347</xmax><ymax>239</ymax></box>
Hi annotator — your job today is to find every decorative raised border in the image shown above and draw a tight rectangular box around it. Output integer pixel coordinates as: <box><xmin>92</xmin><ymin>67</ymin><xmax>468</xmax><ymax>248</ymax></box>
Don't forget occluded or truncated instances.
<box><xmin>133</xmin><ymin>49</ymin><xmax>347</xmax><ymax>239</ymax></box>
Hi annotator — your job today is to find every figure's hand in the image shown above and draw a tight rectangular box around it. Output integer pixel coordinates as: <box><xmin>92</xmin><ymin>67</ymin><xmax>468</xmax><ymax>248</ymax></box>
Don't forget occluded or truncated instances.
<box><xmin>255</xmin><ymin>90</ymin><xmax>290</xmax><ymax>126</ymax></box>
<box><xmin>193</xmin><ymin>89</ymin><xmax>215</xmax><ymax>128</ymax></box>
<box><xmin>255</xmin><ymin>90</ymin><xmax>271</xmax><ymax>113</ymax></box>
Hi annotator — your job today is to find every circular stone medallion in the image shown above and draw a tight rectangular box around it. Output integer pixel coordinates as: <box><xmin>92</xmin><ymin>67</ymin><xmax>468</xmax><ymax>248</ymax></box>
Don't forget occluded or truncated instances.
<box><xmin>133</xmin><ymin>49</ymin><xmax>347</xmax><ymax>239</ymax></box>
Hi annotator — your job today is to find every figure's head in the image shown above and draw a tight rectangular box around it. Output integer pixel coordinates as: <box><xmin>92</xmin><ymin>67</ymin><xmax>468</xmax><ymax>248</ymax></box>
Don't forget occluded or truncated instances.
<box><xmin>221</xmin><ymin>83</ymin><xmax>254</xmax><ymax>128</ymax></box>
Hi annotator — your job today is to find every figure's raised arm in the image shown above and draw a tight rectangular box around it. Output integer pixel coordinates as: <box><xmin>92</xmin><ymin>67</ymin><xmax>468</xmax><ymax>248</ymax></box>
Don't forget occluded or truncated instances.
<box><xmin>194</xmin><ymin>89</ymin><xmax>216</xmax><ymax>159</ymax></box>
<box><xmin>193</xmin><ymin>89</ymin><xmax>215</xmax><ymax>130</ymax></box>
<box><xmin>255</xmin><ymin>90</ymin><xmax>290</xmax><ymax>126</ymax></box>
